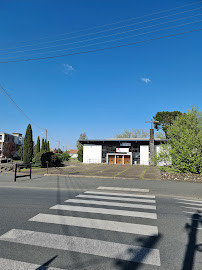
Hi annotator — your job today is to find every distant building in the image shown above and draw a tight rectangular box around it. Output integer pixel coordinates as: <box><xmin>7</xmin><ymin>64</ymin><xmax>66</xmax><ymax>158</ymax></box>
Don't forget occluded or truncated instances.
<box><xmin>0</xmin><ymin>132</ymin><xmax>23</xmax><ymax>158</ymax></box>
<box><xmin>69</xmin><ymin>149</ymin><xmax>78</xmax><ymax>159</ymax></box>
<box><xmin>79</xmin><ymin>137</ymin><xmax>166</xmax><ymax>165</ymax></box>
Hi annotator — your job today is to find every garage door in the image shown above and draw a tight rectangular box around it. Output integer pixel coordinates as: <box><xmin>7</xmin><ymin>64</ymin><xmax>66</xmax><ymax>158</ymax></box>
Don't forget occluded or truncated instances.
<box><xmin>124</xmin><ymin>155</ymin><xmax>131</xmax><ymax>164</ymax></box>
<box><xmin>108</xmin><ymin>155</ymin><xmax>115</xmax><ymax>164</ymax></box>
<box><xmin>116</xmin><ymin>155</ymin><xmax>123</xmax><ymax>164</ymax></box>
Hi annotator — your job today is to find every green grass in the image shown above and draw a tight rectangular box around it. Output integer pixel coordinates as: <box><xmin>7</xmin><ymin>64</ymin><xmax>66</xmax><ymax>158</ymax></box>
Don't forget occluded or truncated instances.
<box><xmin>69</xmin><ymin>158</ymin><xmax>79</xmax><ymax>162</ymax></box>
<box><xmin>159</xmin><ymin>166</ymin><xmax>180</xmax><ymax>173</ymax></box>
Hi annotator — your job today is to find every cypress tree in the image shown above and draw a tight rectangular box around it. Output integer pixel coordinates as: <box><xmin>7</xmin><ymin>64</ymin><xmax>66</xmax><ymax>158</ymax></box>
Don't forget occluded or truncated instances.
<box><xmin>35</xmin><ymin>136</ymin><xmax>40</xmax><ymax>156</ymax></box>
<box><xmin>47</xmin><ymin>141</ymin><xmax>50</xmax><ymax>151</ymax></box>
<box><xmin>23</xmin><ymin>124</ymin><xmax>33</xmax><ymax>164</ymax></box>
<box><xmin>44</xmin><ymin>139</ymin><xmax>47</xmax><ymax>151</ymax></box>
<box><xmin>41</xmin><ymin>138</ymin><xmax>45</xmax><ymax>151</ymax></box>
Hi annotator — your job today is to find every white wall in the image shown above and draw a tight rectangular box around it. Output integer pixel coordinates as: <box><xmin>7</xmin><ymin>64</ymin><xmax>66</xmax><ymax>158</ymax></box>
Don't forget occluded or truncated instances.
<box><xmin>83</xmin><ymin>144</ymin><xmax>102</xmax><ymax>164</ymax></box>
<box><xmin>140</xmin><ymin>145</ymin><xmax>149</xmax><ymax>165</ymax></box>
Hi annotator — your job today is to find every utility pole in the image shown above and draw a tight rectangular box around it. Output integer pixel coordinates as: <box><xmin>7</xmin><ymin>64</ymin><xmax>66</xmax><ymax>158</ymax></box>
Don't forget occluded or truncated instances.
<box><xmin>145</xmin><ymin>118</ymin><xmax>159</xmax><ymax>165</ymax></box>
<box><xmin>46</xmin><ymin>129</ymin><xmax>47</xmax><ymax>141</ymax></box>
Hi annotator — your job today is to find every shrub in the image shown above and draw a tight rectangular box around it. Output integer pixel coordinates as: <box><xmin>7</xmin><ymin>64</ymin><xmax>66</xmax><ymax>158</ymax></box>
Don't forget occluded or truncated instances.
<box><xmin>33</xmin><ymin>151</ymin><xmax>45</xmax><ymax>167</ymax></box>
<box><xmin>60</xmin><ymin>152</ymin><xmax>70</xmax><ymax>161</ymax></box>
<box><xmin>41</xmin><ymin>152</ymin><xmax>62</xmax><ymax>167</ymax></box>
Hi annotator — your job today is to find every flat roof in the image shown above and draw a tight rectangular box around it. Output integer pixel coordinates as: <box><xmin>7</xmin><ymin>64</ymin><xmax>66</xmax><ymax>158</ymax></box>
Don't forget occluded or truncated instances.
<box><xmin>80</xmin><ymin>138</ymin><xmax>167</xmax><ymax>143</ymax></box>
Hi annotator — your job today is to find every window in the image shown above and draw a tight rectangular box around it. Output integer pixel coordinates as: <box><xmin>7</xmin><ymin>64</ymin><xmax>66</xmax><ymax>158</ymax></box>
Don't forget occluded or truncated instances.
<box><xmin>0</xmin><ymin>135</ymin><xmax>2</xmax><ymax>140</ymax></box>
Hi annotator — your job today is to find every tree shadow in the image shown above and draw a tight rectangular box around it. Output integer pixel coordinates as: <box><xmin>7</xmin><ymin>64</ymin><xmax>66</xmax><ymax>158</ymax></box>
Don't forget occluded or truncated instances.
<box><xmin>114</xmin><ymin>233</ymin><xmax>162</xmax><ymax>270</ymax></box>
<box><xmin>36</xmin><ymin>255</ymin><xmax>58</xmax><ymax>269</ymax></box>
<box><xmin>181</xmin><ymin>211</ymin><xmax>202</xmax><ymax>270</ymax></box>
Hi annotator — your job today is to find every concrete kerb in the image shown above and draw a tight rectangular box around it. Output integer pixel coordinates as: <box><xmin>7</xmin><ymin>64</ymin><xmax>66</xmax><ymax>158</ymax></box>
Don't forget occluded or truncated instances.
<box><xmin>44</xmin><ymin>173</ymin><xmax>140</xmax><ymax>180</ymax></box>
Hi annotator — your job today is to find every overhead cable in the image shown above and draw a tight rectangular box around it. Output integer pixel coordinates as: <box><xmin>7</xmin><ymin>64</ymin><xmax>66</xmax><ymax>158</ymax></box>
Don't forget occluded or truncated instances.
<box><xmin>0</xmin><ymin>28</ymin><xmax>201</xmax><ymax>64</ymax></box>
<box><xmin>0</xmin><ymin>2</ymin><xmax>200</xmax><ymax>51</ymax></box>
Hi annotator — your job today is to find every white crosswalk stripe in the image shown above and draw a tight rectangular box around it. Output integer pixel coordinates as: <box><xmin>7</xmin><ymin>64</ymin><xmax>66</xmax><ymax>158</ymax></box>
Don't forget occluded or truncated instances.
<box><xmin>0</xmin><ymin>258</ymin><xmax>62</xmax><ymax>270</ymax></box>
<box><xmin>175</xmin><ymin>198</ymin><xmax>202</xmax><ymax>204</ymax></box>
<box><xmin>0</xmin><ymin>230</ymin><xmax>161</xmax><ymax>266</ymax></box>
<box><xmin>29</xmin><ymin>213</ymin><xmax>158</xmax><ymax>236</ymax></box>
<box><xmin>97</xmin><ymin>186</ymin><xmax>150</xmax><ymax>192</ymax></box>
<box><xmin>0</xmin><ymin>186</ymin><xmax>160</xmax><ymax>268</ymax></box>
<box><xmin>50</xmin><ymin>204</ymin><xmax>157</xmax><ymax>219</ymax></box>
<box><xmin>180</xmin><ymin>206</ymin><xmax>202</xmax><ymax>211</ymax></box>
<box><xmin>177</xmin><ymin>201</ymin><xmax>202</xmax><ymax>207</ymax></box>
<box><xmin>85</xmin><ymin>191</ymin><xmax>155</xmax><ymax>198</ymax></box>
<box><xmin>65</xmin><ymin>198</ymin><xmax>156</xmax><ymax>210</ymax></box>
<box><xmin>76</xmin><ymin>194</ymin><xmax>156</xmax><ymax>203</ymax></box>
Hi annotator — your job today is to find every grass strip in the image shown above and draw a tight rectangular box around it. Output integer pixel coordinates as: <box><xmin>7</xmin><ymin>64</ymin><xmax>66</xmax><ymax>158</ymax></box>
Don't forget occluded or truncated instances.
<box><xmin>140</xmin><ymin>167</ymin><xmax>148</xmax><ymax>179</ymax></box>
<box><xmin>114</xmin><ymin>166</ymin><xmax>131</xmax><ymax>177</ymax></box>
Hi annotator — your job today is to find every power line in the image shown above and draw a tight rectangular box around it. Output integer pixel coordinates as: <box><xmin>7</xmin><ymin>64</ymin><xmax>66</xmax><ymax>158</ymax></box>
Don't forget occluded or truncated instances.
<box><xmin>0</xmin><ymin>2</ymin><xmax>200</xmax><ymax>51</ymax></box>
<box><xmin>0</xmin><ymin>84</ymin><xmax>45</xmax><ymax>130</ymax></box>
<box><xmin>0</xmin><ymin>4</ymin><xmax>202</xmax><ymax>55</ymax></box>
<box><xmin>0</xmin><ymin>27</ymin><xmax>201</xmax><ymax>64</ymax></box>
<box><xmin>0</xmin><ymin>84</ymin><xmax>63</xmax><ymax>146</ymax></box>
<box><xmin>0</xmin><ymin>13</ymin><xmax>202</xmax><ymax>59</ymax></box>
<box><xmin>0</xmin><ymin>10</ymin><xmax>201</xmax><ymax>57</ymax></box>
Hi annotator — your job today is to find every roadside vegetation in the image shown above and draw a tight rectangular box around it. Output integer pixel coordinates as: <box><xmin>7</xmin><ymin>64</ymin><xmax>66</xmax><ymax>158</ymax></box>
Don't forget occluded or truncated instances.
<box><xmin>153</xmin><ymin>107</ymin><xmax>202</xmax><ymax>174</ymax></box>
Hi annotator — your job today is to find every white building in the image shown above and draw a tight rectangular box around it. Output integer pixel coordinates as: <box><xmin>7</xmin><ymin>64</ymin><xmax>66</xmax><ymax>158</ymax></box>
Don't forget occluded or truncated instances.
<box><xmin>79</xmin><ymin>138</ymin><xmax>166</xmax><ymax>165</ymax></box>
<box><xmin>69</xmin><ymin>149</ymin><xmax>78</xmax><ymax>158</ymax></box>
<box><xmin>0</xmin><ymin>132</ymin><xmax>23</xmax><ymax>158</ymax></box>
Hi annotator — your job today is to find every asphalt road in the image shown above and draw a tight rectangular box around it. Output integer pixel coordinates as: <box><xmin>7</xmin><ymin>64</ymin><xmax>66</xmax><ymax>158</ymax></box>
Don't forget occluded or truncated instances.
<box><xmin>0</xmin><ymin>174</ymin><xmax>201</xmax><ymax>270</ymax></box>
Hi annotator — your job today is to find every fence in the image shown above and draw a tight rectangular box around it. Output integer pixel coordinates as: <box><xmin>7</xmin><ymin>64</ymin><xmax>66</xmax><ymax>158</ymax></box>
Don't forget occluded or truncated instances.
<box><xmin>14</xmin><ymin>163</ymin><xmax>32</xmax><ymax>182</ymax></box>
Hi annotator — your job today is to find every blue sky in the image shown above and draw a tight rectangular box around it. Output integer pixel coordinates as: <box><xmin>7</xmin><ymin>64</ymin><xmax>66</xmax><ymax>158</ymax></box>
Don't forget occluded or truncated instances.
<box><xmin>0</xmin><ymin>0</ymin><xmax>201</xmax><ymax>149</ymax></box>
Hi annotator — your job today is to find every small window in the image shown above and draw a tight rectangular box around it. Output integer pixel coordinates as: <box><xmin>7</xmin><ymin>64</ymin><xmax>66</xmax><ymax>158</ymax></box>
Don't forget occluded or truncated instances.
<box><xmin>0</xmin><ymin>135</ymin><xmax>2</xmax><ymax>140</ymax></box>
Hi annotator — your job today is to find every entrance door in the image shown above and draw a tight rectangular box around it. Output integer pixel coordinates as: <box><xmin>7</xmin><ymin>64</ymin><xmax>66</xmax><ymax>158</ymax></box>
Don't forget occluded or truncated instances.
<box><xmin>116</xmin><ymin>155</ymin><xmax>123</xmax><ymax>164</ymax></box>
<box><xmin>124</xmin><ymin>155</ymin><xmax>131</xmax><ymax>164</ymax></box>
<box><xmin>108</xmin><ymin>155</ymin><xmax>115</xmax><ymax>164</ymax></box>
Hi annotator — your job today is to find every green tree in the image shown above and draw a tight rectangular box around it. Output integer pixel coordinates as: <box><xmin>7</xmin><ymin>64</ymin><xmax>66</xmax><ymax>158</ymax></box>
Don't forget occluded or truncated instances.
<box><xmin>167</xmin><ymin>107</ymin><xmax>202</xmax><ymax>173</ymax></box>
<box><xmin>47</xmin><ymin>141</ymin><xmax>50</xmax><ymax>151</ymax></box>
<box><xmin>23</xmin><ymin>124</ymin><xmax>33</xmax><ymax>164</ymax></box>
<box><xmin>18</xmin><ymin>145</ymin><xmax>23</xmax><ymax>160</ymax></box>
<box><xmin>115</xmin><ymin>129</ymin><xmax>149</xmax><ymax>138</ymax></box>
<box><xmin>41</xmin><ymin>138</ymin><xmax>45</xmax><ymax>151</ymax></box>
<box><xmin>77</xmin><ymin>132</ymin><xmax>88</xmax><ymax>162</ymax></box>
<box><xmin>44</xmin><ymin>139</ymin><xmax>47</xmax><ymax>151</ymax></box>
<box><xmin>35</xmin><ymin>136</ymin><xmax>40</xmax><ymax>156</ymax></box>
<box><xmin>153</xmin><ymin>111</ymin><xmax>183</xmax><ymax>138</ymax></box>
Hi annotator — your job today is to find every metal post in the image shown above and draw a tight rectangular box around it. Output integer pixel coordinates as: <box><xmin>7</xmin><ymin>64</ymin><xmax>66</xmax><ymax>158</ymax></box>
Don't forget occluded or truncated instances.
<box><xmin>46</xmin><ymin>161</ymin><xmax>49</xmax><ymax>174</ymax></box>
<box><xmin>46</xmin><ymin>129</ymin><xmax>47</xmax><ymax>141</ymax></box>
<box><xmin>30</xmin><ymin>163</ymin><xmax>32</xmax><ymax>179</ymax></box>
<box><xmin>14</xmin><ymin>163</ymin><xmax>17</xmax><ymax>182</ymax></box>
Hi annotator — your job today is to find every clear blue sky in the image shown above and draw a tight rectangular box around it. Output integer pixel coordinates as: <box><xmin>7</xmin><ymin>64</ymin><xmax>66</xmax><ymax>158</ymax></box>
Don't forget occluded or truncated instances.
<box><xmin>0</xmin><ymin>0</ymin><xmax>201</xmax><ymax>149</ymax></box>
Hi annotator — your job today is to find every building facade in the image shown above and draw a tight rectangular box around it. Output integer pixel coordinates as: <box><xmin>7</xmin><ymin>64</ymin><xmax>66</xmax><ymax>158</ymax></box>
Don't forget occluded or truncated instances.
<box><xmin>69</xmin><ymin>149</ymin><xmax>78</xmax><ymax>159</ymax></box>
<box><xmin>79</xmin><ymin>138</ymin><xmax>166</xmax><ymax>165</ymax></box>
<box><xmin>0</xmin><ymin>132</ymin><xmax>23</xmax><ymax>158</ymax></box>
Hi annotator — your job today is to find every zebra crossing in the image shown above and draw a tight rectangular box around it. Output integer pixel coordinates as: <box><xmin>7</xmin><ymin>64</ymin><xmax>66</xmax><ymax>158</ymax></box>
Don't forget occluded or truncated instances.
<box><xmin>0</xmin><ymin>185</ymin><xmax>161</xmax><ymax>269</ymax></box>
<box><xmin>175</xmin><ymin>197</ymin><xmax>202</xmax><ymax>223</ymax></box>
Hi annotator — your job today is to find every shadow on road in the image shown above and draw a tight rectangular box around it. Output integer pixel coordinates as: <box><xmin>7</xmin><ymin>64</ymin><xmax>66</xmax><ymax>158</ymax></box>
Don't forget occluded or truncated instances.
<box><xmin>114</xmin><ymin>233</ymin><xmax>162</xmax><ymax>270</ymax></box>
<box><xmin>36</xmin><ymin>255</ymin><xmax>58</xmax><ymax>269</ymax></box>
<box><xmin>182</xmin><ymin>211</ymin><xmax>202</xmax><ymax>270</ymax></box>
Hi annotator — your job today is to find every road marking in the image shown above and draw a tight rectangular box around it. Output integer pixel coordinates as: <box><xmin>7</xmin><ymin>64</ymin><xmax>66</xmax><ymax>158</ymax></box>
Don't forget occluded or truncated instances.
<box><xmin>97</xmin><ymin>186</ymin><xmax>149</xmax><ymax>192</ymax></box>
<box><xmin>85</xmin><ymin>191</ymin><xmax>155</xmax><ymax>198</ymax></box>
<box><xmin>65</xmin><ymin>199</ymin><xmax>156</xmax><ymax>210</ymax></box>
<box><xmin>177</xmin><ymin>202</ymin><xmax>202</xmax><ymax>207</ymax></box>
<box><xmin>0</xmin><ymin>230</ymin><xmax>160</xmax><ymax>266</ymax></box>
<box><xmin>176</xmin><ymin>198</ymin><xmax>202</xmax><ymax>204</ymax></box>
<box><xmin>29</xmin><ymin>214</ymin><xmax>158</xmax><ymax>236</ymax></box>
<box><xmin>77</xmin><ymin>194</ymin><xmax>156</xmax><ymax>204</ymax></box>
<box><xmin>0</xmin><ymin>258</ymin><xmax>62</xmax><ymax>270</ymax></box>
<box><xmin>183</xmin><ymin>211</ymin><xmax>202</xmax><ymax>215</ymax></box>
<box><xmin>50</xmin><ymin>204</ymin><xmax>157</xmax><ymax>219</ymax></box>
<box><xmin>187</xmin><ymin>217</ymin><xmax>202</xmax><ymax>221</ymax></box>
<box><xmin>180</xmin><ymin>206</ymin><xmax>202</xmax><ymax>211</ymax></box>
